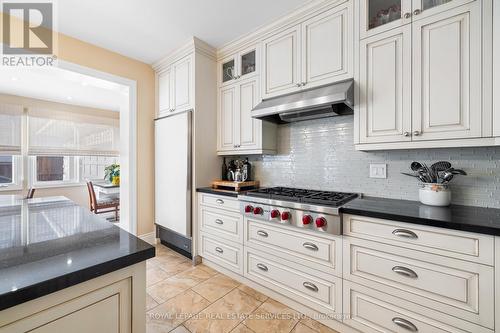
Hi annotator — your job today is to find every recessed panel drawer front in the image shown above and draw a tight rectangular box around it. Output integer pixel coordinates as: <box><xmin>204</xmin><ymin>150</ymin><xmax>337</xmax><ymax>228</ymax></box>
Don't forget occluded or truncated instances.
<box><xmin>246</xmin><ymin>219</ymin><xmax>339</xmax><ymax>276</ymax></box>
<box><xmin>244</xmin><ymin>248</ymin><xmax>341</xmax><ymax>316</ymax></box>
<box><xmin>343</xmin><ymin>281</ymin><xmax>492</xmax><ymax>333</ymax></box>
<box><xmin>200</xmin><ymin>193</ymin><xmax>240</xmax><ymax>212</ymax></box>
<box><xmin>344</xmin><ymin>238</ymin><xmax>494</xmax><ymax>329</ymax></box>
<box><xmin>343</xmin><ymin>214</ymin><xmax>494</xmax><ymax>265</ymax></box>
<box><xmin>201</xmin><ymin>232</ymin><xmax>243</xmax><ymax>274</ymax></box>
<box><xmin>200</xmin><ymin>206</ymin><xmax>242</xmax><ymax>243</ymax></box>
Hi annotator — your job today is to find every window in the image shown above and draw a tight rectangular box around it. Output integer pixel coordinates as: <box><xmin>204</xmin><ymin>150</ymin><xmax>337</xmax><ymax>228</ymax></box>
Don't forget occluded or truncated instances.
<box><xmin>80</xmin><ymin>156</ymin><xmax>119</xmax><ymax>181</ymax></box>
<box><xmin>0</xmin><ymin>155</ymin><xmax>22</xmax><ymax>190</ymax></box>
<box><xmin>30</xmin><ymin>156</ymin><xmax>79</xmax><ymax>186</ymax></box>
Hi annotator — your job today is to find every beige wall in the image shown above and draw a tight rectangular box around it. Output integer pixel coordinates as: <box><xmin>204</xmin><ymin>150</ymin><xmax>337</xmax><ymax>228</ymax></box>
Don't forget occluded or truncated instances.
<box><xmin>1</xmin><ymin>13</ymin><xmax>156</xmax><ymax>235</ymax></box>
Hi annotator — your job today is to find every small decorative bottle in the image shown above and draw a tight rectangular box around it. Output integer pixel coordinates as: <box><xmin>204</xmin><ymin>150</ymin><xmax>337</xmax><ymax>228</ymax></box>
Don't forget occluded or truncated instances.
<box><xmin>221</xmin><ymin>157</ymin><xmax>228</xmax><ymax>181</ymax></box>
<box><xmin>243</xmin><ymin>158</ymin><xmax>252</xmax><ymax>181</ymax></box>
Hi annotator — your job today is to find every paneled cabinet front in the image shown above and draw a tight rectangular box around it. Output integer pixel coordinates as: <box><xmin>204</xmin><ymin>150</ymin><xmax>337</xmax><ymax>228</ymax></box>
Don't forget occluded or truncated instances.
<box><xmin>217</xmin><ymin>76</ymin><xmax>276</xmax><ymax>155</ymax></box>
<box><xmin>157</xmin><ymin>54</ymin><xmax>193</xmax><ymax>117</ymax></box>
<box><xmin>357</xmin><ymin>0</ymin><xmax>485</xmax><ymax>148</ymax></box>
<box><xmin>262</xmin><ymin>0</ymin><xmax>353</xmax><ymax>99</ymax></box>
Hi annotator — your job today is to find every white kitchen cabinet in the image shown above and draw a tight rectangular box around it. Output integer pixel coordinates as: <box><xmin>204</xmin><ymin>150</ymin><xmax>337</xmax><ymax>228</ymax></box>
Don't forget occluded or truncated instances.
<box><xmin>262</xmin><ymin>26</ymin><xmax>301</xmax><ymax>99</ymax></box>
<box><xmin>219</xmin><ymin>85</ymin><xmax>237</xmax><ymax>151</ymax></box>
<box><xmin>357</xmin><ymin>0</ymin><xmax>486</xmax><ymax>148</ymax></box>
<box><xmin>262</xmin><ymin>0</ymin><xmax>353</xmax><ymax>99</ymax></box>
<box><xmin>493</xmin><ymin>0</ymin><xmax>500</xmax><ymax>137</ymax></box>
<box><xmin>359</xmin><ymin>26</ymin><xmax>412</xmax><ymax>144</ymax></box>
<box><xmin>219</xmin><ymin>46</ymin><xmax>258</xmax><ymax>87</ymax></box>
<box><xmin>157</xmin><ymin>69</ymin><xmax>171</xmax><ymax>114</ymax></box>
<box><xmin>412</xmin><ymin>3</ymin><xmax>482</xmax><ymax>141</ymax></box>
<box><xmin>217</xmin><ymin>77</ymin><xmax>276</xmax><ymax>155</ymax></box>
<box><xmin>411</xmin><ymin>0</ymin><xmax>477</xmax><ymax>21</ymax></box>
<box><xmin>301</xmin><ymin>3</ymin><xmax>352</xmax><ymax>89</ymax></box>
<box><xmin>360</xmin><ymin>0</ymin><xmax>412</xmax><ymax>39</ymax></box>
<box><xmin>157</xmin><ymin>54</ymin><xmax>193</xmax><ymax>117</ymax></box>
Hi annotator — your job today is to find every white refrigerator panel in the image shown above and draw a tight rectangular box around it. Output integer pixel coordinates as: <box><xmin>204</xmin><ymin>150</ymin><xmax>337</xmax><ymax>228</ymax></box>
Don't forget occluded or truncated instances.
<box><xmin>154</xmin><ymin>111</ymin><xmax>192</xmax><ymax>237</ymax></box>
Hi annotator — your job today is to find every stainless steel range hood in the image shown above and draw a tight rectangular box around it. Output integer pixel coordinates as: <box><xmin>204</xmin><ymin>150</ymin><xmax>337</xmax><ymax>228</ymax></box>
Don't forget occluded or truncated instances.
<box><xmin>252</xmin><ymin>79</ymin><xmax>354</xmax><ymax>123</ymax></box>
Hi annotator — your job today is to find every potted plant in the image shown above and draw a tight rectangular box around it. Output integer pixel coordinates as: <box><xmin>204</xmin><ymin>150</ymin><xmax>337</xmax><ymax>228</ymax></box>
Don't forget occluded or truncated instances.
<box><xmin>104</xmin><ymin>164</ymin><xmax>120</xmax><ymax>185</ymax></box>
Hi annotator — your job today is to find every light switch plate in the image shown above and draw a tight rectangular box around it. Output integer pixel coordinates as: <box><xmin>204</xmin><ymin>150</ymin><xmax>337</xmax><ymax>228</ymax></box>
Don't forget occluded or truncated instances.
<box><xmin>370</xmin><ymin>163</ymin><xmax>387</xmax><ymax>179</ymax></box>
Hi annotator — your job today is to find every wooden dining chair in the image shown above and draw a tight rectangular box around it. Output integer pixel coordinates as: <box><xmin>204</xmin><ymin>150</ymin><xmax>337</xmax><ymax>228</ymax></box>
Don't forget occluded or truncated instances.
<box><xmin>86</xmin><ymin>181</ymin><xmax>120</xmax><ymax>222</ymax></box>
<box><xmin>26</xmin><ymin>188</ymin><xmax>35</xmax><ymax>199</ymax></box>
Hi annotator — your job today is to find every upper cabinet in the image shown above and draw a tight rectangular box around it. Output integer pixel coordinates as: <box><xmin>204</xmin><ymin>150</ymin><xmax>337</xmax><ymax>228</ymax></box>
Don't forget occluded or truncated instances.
<box><xmin>157</xmin><ymin>54</ymin><xmax>193</xmax><ymax>117</ymax></box>
<box><xmin>357</xmin><ymin>0</ymin><xmax>490</xmax><ymax>148</ymax></box>
<box><xmin>217</xmin><ymin>44</ymin><xmax>277</xmax><ymax>155</ymax></box>
<box><xmin>494</xmin><ymin>0</ymin><xmax>500</xmax><ymax>137</ymax></box>
<box><xmin>262</xmin><ymin>0</ymin><xmax>353</xmax><ymax>99</ymax></box>
<box><xmin>220</xmin><ymin>46</ymin><xmax>258</xmax><ymax>87</ymax></box>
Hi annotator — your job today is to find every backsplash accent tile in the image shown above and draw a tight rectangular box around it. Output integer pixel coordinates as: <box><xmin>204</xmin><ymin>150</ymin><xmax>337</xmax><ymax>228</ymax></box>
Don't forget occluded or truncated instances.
<box><xmin>250</xmin><ymin>116</ymin><xmax>500</xmax><ymax>208</ymax></box>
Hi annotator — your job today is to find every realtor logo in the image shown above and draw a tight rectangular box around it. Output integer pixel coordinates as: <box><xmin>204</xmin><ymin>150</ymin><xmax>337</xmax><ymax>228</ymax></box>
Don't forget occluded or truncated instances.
<box><xmin>2</xmin><ymin>1</ymin><xmax>56</xmax><ymax>66</ymax></box>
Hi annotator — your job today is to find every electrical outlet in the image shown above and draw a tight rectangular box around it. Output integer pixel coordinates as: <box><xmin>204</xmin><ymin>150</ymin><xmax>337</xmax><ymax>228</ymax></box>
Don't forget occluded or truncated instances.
<box><xmin>370</xmin><ymin>163</ymin><xmax>387</xmax><ymax>179</ymax></box>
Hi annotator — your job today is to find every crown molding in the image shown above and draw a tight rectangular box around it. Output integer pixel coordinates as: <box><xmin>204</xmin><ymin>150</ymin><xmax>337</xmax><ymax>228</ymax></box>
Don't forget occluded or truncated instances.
<box><xmin>152</xmin><ymin>37</ymin><xmax>217</xmax><ymax>71</ymax></box>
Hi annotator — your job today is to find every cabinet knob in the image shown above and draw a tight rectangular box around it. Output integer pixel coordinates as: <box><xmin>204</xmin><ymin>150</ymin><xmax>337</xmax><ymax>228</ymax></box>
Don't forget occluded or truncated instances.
<box><xmin>413</xmin><ymin>9</ymin><xmax>421</xmax><ymax>15</ymax></box>
<box><xmin>403</xmin><ymin>132</ymin><xmax>410</xmax><ymax>137</ymax></box>
<box><xmin>301</xmin><ymin>82</ymin><xmax>307</xmax><ymax>87</ymax></box>
<box><xmin>403</xmin><ymin>12</ymin><xmax>412</xmax><ymax>19</ymax></box>
<box><xmin>296</xmin><ymin>83</ymin><xmax>301</xmax><ymax>87</ymax></box>
<box><xmin>413</xmin><ymin>131</ymin><xmax>421</xmax><ymax>136</ymax></box>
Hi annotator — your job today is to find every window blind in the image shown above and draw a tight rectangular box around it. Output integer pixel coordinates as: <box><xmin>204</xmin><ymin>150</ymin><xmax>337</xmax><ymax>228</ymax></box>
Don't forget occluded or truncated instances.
<box><xmin>0</xmin><ymin>104</ymin><xmax>23</xmax><ymax>156</ymax></box>
<box><xmin>27</xmin><ymin>108</ymin><xmax>120</xmax><ymax>157</ymax></box>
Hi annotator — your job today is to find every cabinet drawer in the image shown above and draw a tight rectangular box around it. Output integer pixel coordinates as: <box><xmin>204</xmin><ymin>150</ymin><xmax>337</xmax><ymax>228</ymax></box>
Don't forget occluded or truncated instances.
<box><xmin>343</xmin><ymin>214</ymin><xmax>494</xmax><ymax>265</ymax></box>
<box><xmin>245</xmin><ymin>219</ymin><xmax>340</xmax><ymax>276</ymax></box>
<box><xmin>200</xmin><ymin>232</ymin><xmax>243</xmax><ymax>274</ymax></box>
<box><xmin>343</xmin><ymin>281</ymin><xmax>492</xmax><ymax>333</ymax></box>
<box><xmin>200</xmin><ymin>205</ymin><xmax>243</xmax><ymax>243</ymax></box>
<box><xmin>244</xmin><ymin>248</ymin><xmax>342</xmax><ymax>316</ymax></box>
<box><xmin>344</xmin><ymin>238</ymin><xmax>494</xmax><ymax>329</ymax></box>
<box><xmin>199</xmin><ymin>193</ymin><xmax>240</xmax><ymax>212</ymax></box>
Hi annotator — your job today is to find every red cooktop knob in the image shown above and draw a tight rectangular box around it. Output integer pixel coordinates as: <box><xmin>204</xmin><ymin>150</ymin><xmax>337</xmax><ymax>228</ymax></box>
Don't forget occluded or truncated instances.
<box><xmin>302</xmin><ymin>215</ymin><xmax>312</xmax><ymax>225</ymax></box>
<box><xmin>315</xmin><ymin>217</ymin><xmax>327</xmax><ymax>228</ymax></box>
<box><xmin>270</xmin><ymin>209</ymin><xmax>280</xmax><ymax>219</ymax></box>
<box><xmin>253</xmin><ymin>207</ymin><xmax>263</xmax><ymax>215</ymax></box>
<box><xmin>244</xmin><ymin>205</ymin><xmax>253</xmax><ymax>213</ymax></box>
<box><xmin>281</xmin><ymin>212</ymin><xmax>291</xmax><ymax>221</ymax></box>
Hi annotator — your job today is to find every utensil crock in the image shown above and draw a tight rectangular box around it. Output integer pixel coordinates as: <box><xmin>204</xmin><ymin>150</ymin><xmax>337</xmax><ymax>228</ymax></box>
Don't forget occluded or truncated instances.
<box><xmin>419</xmin><ymin>183</ymin><xmax>451</xmax><ymax>207</ymax></box>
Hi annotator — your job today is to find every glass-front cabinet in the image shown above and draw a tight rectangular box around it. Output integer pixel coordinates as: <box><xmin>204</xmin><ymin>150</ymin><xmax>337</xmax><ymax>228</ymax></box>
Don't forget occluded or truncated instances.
<box><xmin>360</xmin><ymin>0</ymin><xmax>471</xmax><ymax>39</ymax></box>
<box><xmin>220</xmin><ymin>46</ymin><xmax>258</xmax><ymax>86</ymax></box>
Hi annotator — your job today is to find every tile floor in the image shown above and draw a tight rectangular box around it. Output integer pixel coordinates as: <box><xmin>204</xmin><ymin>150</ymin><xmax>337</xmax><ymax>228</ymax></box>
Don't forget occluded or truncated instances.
<box><xmin>146</xmin><ymin>244</ymin><xmax>340</xmax><ymax>333</ymax></box>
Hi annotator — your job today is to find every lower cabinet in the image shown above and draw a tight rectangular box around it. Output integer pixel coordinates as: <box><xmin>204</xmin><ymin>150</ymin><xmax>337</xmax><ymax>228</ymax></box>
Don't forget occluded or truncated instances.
<box><xmin>0</xmin><ymin>263</ymin><xmax>145</xmax><ymax>333</ymax></box>
<box><xmin>343</xmin><ymin>280</ymin><xmax>493</xmax><ymax>333</ymax></box>
<box><xmin>200</xmin><ymin>232</ymin><xmax>244</xmax><ymax>275</ymax></box>
<box><xmin>244</xmin><ymin>247</ymin><xmax>342</xmax><ymax>317</ymax></box>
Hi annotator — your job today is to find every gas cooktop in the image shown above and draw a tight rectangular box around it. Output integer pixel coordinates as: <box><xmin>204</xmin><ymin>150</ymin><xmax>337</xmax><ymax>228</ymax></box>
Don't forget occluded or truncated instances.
<box><xmin>244</xmin><ymin>187</ymin><xmax>358</xmax><ymax>207</ymax></box>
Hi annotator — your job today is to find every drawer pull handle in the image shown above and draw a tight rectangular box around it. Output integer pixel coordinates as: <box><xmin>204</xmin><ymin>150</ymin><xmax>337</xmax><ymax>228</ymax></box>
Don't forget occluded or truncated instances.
<box><xmin>215</xmin><ymin>219</ymin><xmax>224</xmax><ymax>225</ymax></box>
<box><xmin>392</xmin><ymin>317</ymin><xmax>418</xmax><ymax>332</ymax></box>
<box><xmin>302</xmin><ymin>242</ymin><xmax>319</xmax><ymax>251</ymax></box>
<box><xmin>392</xmin><ymin>266</ymin><xmax>418</xmax><ymax>279</ymax></box>
<box><xmin>302</xmin><ymin>282</ymin><xmax>319</xmax><ymax>292</ymax></box>
<box><xmin>216</xmin><ymin>199</ymin><xmax>225</xmax><ymax>205</ymax></box>
<box><xmin>392</xmin><ymin>229</ymin><xmax>418</xmax><ymax>239</ymax></box>
<box><xmin>257</xmin><ymin>230</ymin><xmax>269</xmax><ymax>237</ymax></box>
<box><xmin>215</xmin><ymin>247</ymin><xmax>224</xmax><ymax>254</ymax></box>
<box><xmin>256</xmin><ymin>263</ymin><xmax>268</xmax><ymax>272</ymax></box>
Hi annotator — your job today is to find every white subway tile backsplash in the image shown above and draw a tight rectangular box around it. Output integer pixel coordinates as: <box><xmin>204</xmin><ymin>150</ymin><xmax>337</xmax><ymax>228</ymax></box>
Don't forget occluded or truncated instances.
<box><xmin>249</xmin><ymin>116</ymin><xmax>500</xmax><ymax>208</ymax></box>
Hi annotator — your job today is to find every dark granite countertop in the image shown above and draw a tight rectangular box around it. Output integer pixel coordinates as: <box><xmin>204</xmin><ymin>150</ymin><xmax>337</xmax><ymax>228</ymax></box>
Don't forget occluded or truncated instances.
<box><xmin>0</xmin><ymin>196</ymin><xmax>155</xmax><ymax>311</ymax></box>
<box><xmin>196</xmin><ymin>187</ymin><xmax>239</xmax><ymax>198</ymax></box>
<box><xmin>341</xmin><ymin>196</ymin><xmax>500</xmax><ymax>236</ymax></box>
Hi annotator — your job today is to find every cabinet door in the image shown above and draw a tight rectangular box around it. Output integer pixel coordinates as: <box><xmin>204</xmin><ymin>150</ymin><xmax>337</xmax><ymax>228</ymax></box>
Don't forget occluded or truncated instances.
<box><xmin>494</xmin><ymin>0</ymin><xmax>500</xmax><ymax>137</ymax></box>
<box><xmin>412</xmin><ymin>0</ymin><xmax>476</xmax><ymax>21</ymax></box>
<box><xmin>301</xmin><ymin>1</ymin><xmax>352</xmax><ymax>89</ymax></box>
<box><xmin>158</xmin><ymin>69</ymin><xmax>171</xmax><ymax>115</ymax></box>
<box><xmin>220</xmin><ymin>55</ymin><xmax>237</xmax><ymax>87</ymax></box>
<box><xmin>262</xmin><ymin>26</ymin><xmax>301</xmax><ymax>99</ymax></box>
<box><xmin>218</xmin><ymin>85</ymin><xmax>237</xmax><ymax>151</ymax></box>
<box><xmin>412</xmin><ymin>3</ymin><xmax>481</xmax><ymax>141</ymax></box>
<box><xmin>359</xmin><ymin>26</ymin><xmax>412</xmax><ymax>144</ymax></box>
<box><xmin>172</xmin><ymin>55</ymin><xmax>193</xmax><ymax>112</ymax></box>
<box><xmin>360</xmin><ymin>0</ymin><xmax>412</xmax><ymax>39</ymax></box>
<box><xmin>239</xmin><ymin>47</ymin><xmax>258</xmax><ymax>80</ymax></box>
<box><xmin>237</xmin><ymin>78</ymin><xmax>261</xmax><ymax>150</ymax></box>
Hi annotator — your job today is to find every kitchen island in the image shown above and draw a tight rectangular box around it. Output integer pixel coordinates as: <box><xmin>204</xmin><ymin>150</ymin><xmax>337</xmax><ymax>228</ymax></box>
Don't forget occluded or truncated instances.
<box><xmin>0</xmin><ymin>196</ymin><xmax>155</xmax><ymax>333</ymax></box>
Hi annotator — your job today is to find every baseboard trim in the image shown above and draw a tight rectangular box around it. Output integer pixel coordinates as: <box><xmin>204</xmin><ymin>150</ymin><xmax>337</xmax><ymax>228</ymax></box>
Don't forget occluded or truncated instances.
<box><xmin>139</xmin><ymin>232</ymin><xmax>157</xmax><ymax>245</ymax></box>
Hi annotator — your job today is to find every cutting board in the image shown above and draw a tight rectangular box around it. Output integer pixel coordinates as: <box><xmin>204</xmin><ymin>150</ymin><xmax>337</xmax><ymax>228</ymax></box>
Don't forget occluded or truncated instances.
<box><xmin>211</xmin><ymin>180</ymin><xmax>259</xmax><ymax>192</ymax></box>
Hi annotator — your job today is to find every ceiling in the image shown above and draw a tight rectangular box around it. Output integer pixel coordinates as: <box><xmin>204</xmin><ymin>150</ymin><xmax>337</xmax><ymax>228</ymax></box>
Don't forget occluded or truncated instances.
<box><xmin>0</xmin><ymin>66</ymin><xmax>127</xmax><ymax>111</ymax></box>
<box><xmin>57</xmin><ymin>0</ymin><xmax>309</xmax><ymax>64</ymax></box>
